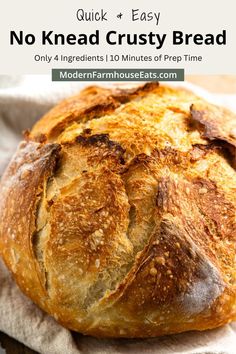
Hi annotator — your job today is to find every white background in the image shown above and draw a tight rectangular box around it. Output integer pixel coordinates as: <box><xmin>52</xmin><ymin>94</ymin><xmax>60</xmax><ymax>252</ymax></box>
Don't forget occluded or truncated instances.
<box><xmin>0</xmin><ymin>0</ymin><xmax>235</xmax><ymax>74</ymax></box>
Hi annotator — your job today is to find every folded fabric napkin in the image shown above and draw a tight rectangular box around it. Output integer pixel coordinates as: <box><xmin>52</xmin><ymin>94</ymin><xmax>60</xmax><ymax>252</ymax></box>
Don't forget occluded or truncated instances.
<box><xmin>0</xmin><ymin>76</ymin><xmax>235</xmax><ymax>354</ymax></box>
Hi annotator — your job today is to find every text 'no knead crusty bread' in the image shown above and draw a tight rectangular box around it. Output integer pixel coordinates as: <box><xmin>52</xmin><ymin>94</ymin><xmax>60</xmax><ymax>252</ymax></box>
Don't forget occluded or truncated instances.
<box><xmin>0</xmin><ymin>82</ymin><xmax>236</xmax><ymax>338</ymax></box>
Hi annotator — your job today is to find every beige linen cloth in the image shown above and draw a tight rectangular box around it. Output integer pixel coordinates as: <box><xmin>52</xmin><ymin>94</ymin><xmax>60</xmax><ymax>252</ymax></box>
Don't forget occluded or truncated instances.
<box><xmin>0</xmin><ymin>76</ymin><xmax>235</xmax><ymax>354</ymax></box>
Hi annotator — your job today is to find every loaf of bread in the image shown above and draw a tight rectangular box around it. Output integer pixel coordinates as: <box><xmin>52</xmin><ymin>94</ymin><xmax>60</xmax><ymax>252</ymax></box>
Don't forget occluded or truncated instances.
<box><xmin>0</xmin><ymin>82</ymin><xmax>235</xmax><ymax>338</ymax></box>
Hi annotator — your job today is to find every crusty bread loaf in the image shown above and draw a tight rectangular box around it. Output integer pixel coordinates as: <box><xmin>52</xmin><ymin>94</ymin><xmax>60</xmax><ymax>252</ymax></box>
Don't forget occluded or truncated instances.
<box><xmin>0</xmin><ymin>82</ymin><xmax>235</xmax><ymax>338</ymax></box>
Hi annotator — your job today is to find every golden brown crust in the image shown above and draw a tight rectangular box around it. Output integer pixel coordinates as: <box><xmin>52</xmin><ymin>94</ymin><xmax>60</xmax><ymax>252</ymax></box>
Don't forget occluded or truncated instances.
<box><xmin>0</xmin><ymin>83</ymin><xmax>236</xmax><ymax>338</ymax></box>
<box><xmin>31</xmin><ymin>82</ymin><xmax>159</xmax><ymax>141</ymax></box>
<box><xmin>190</xmin><ymin>102</ymin><xmax>236</xmax><ymax>147</ymax></box>
<box><xmin>0</xmin><ymin>141</ymin><xmax>60</xmax><ymax>309</ymax></box>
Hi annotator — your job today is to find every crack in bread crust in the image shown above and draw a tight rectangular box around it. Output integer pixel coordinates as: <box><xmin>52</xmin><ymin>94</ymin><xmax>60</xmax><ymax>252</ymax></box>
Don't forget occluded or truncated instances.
<box><xmin>31</xmin><ymin>82</ymin><xmax>160</xmax><ymax>141</ymax></box>
<box><xmin>0</xmin><ymin>141</ymin><xmax>61</xmax><ymax>306</ymax></box>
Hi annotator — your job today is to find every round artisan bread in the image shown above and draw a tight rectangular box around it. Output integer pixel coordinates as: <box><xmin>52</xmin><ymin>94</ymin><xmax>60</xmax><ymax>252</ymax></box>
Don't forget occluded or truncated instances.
<box><xmin>0</xmin><ymin>82</ymin><xmax>235</xmax><ymax>338</ymax></box>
